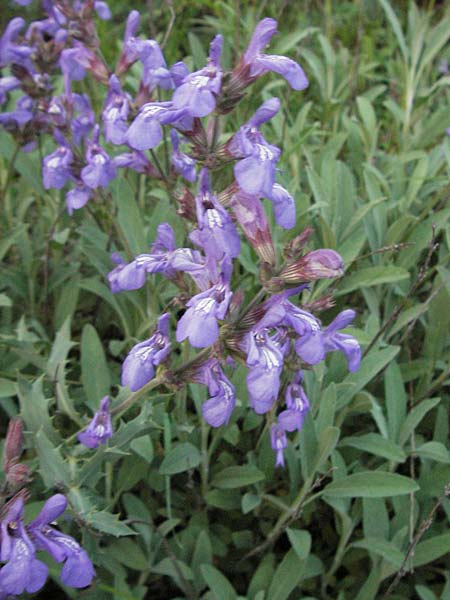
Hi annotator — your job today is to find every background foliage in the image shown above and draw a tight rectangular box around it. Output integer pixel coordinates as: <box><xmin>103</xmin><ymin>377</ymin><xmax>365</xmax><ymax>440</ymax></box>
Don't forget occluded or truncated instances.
<box><xmin>0</xmin><ymin>0</ymin><xmax>449</xmax><ymax>598</ymax></box>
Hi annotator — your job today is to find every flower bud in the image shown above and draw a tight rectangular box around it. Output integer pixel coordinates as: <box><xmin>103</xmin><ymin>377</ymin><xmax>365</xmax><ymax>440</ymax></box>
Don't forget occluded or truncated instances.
<box><xmin>280</xmin><ymin>249</ymin><xmax>344</xmax><ymax>283</ymax></box>
<box><xmin>3</xmin><ymin>418</ymin><xmax>24</xmax><ymax>468</ymax></box>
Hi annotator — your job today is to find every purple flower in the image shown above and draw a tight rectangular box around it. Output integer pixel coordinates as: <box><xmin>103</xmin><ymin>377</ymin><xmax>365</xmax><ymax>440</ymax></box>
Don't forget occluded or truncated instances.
<box><xmin>94</xmin><ymin>0</ymin><xmax>112</xmax><ymax>20</ymax></box>
<box><xmin>172</xmin><ymin>35</ymin><xmax>223</xmax><ymax>117</ymax></box>
<box><xmin>66</xmin><ymin>184</ymin><xmax>91</xmax><ymax>215</ymax></box>
<box><xmin>295</xmin><ymin>309</ymin><xmax>361</xmax><ymax>371</ymax></box>
<box><xmin>43</xmin><ymin>145</ymin><xmax>73</xmax><ymax>190</ymax></box>
<box><xmin>280</xmin><ymin>249</ymin><xmax>344</xmax><ymax>283</ymax></box>
<box><xmin>0</xmin><ymin>18</ymin><xmax>33</xmax><ymax>69</ymax></box>
<box><xmin>228</xmin><ymin>98</ymin><xmax>281</xmax><ymax>197</ymax></box>
<box><xmin>0</xmin><ymin>76</ymin><xmax>20</xmax><ymax>105</ymax></box>
<box><xmin>176</xmin><ymin>271</ymin><xmax>232</xmax><ymax>348</ymax></box>
<box><xmin>116</xmin><ymin>10</ymin><xmax>141</xmax><ymax>75</ymax></box>
<box><xmin>122</xmin><ymin>314</ymin><xmax>171</xmax><ymax>391</ymax></box>
<box><xmin>170</xmin><ymin>130</ymin><xmax>196</xmax><ymax>181</ymax></box>
<box><xmin>107</xmin><ymin>224</ymin><xmax>209</xmax><ymax>293</ymax></box>
<box><xmin>108</xmin><ymin>254</ymin><xmax>147</xmax><ymax>293</ymax></box>
<box><xmin>113</xmin><ymin>150</ymin><xmax>158</xmax><ymax>176</ymax></box>
<box><xmin>190</xmin><ymin>169</ymin><xmax>240</xmax><ymax>260</ymax></box>
<box><xmin>81</xmin><ymin>126</ymin><xmax>116</xmax><ymax>189</ymax></box>
<box><xmin>270</xmin><ymin>424</ymin><xmax>287</xmax><ymax>467</ymax></box>
<box><xmin>0</xmin><ymin>498</ymin><xmax>48</xmax><ymax>596</ymax></box>
<box><xmin>71</xmin><ymin>94</ymin><xmax>95</xmax><ymax>145</ymax></box>
<box><xmin>77</xmin><ymin>396</ymin><xmax>113</xmax><ymax>449</ymax></box>
<box><xmin>125</xmin><ymin>102</ymin><xmax>184</xmax><ymax>151</ymax></box>
<box><xmin>196</xmin><ymin>359</ymin><xmax>236</xmax><ymax>427</ymax></box>
<box><xmin>102</xmin><ymin>75</ymin><xmax>130</xmax><ymax>145</ymax></box>
<box><xmin>242</xmin><ymin>19</ymin><xmax>309</xmax><ymax>90</ymax></box>
<box><xmin>140</xmin><ymin>41</ymin><xmax>173</xmax><ymax>93</ymax></box>
<box><xmin>277</xmin><ymin>372</ymin><xmax>310</xmax><ymax>432</ymax></box>
<box><xmin>267</xmin><ymin>183</ymin><xmax>296</xmax><ymax>229</ymax></box>
<box><xmin>230</xmin><ymin>189</ymin><xmax>275</xmax><ymax>265</ymax></box>
<box><xmin>27</xmin><ymin>494</ymin><xmax>95</xmax><ymax>588</ymax></box>
<box><xmin>246</xmin><ymin>330</ymin><xmax>284</xmax><ymax>414</ymax></box>
<box><xmin>170</xmin><ymin>61</ymin><xmax>190</xmax><ymax>87</ymax></box>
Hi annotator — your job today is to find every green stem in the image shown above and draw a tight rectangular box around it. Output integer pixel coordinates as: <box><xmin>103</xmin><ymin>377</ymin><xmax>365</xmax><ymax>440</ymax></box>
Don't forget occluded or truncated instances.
<box><xmin>111</xmin><ymin>376</ymin><xmax>164</xmax><ymax>418</ymax></box>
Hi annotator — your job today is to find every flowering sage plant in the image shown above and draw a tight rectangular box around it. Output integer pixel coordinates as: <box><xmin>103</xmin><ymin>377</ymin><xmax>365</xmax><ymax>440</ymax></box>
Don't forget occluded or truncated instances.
<box><xmin>0</xmin><ymin>0</ymin><xmax>362</xmax><ymax>594</ymax></box>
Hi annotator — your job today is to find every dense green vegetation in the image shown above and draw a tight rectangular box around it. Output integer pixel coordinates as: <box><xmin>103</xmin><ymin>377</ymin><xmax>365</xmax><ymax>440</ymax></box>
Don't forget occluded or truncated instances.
<box><xmin>0</xmin><ymin>1</ymin><xmax>449</xmax><ymax>598</ymax></box>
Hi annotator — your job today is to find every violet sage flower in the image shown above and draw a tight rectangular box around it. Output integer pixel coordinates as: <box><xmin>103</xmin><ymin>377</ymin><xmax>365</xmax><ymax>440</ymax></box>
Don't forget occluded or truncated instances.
<box><xmin>196</xmin><ymin>359</ymin><xmax>236</xmax><ymax>427</ymax></box>
<box><xmin>277</xmin><ymin>372</ymin><xmax>310</xmax><ymax>432</ymax></box>
<box><xmin>126</xmin><ymin>101</ymin><xmax>187</xmax><ymax>151</ymax></box>
<box><xmin>172</xmin><ymin>35</ymin><xmax>223</xmax><ymax>117</ymax></box>
<box><xmin>270</xmin><ymin>424</ymin><xmax>287</xmax><ymax>468</ymax></box>
<box><xmin>81</xmin><ymin>126</ymin><xmax>117</xmax><ymax>189</ymax></box>
<box><xmin>280</xmin><ymin>249</ymin><xmax>344</xmax><ymax>283</ymax></box>
<box><xmin>122</xmin><ymin>314</ymin><xmax>171</xmax><ymax>391</ymax></box>
<box><xmin>176</xmin><ymin>267</ymin><xmax>233</xmax><ymax>348</ymax></box>
<box><xmin>0</xmin><ymin>498</ymin><xmax>48</xmax><ymax>597</ymax></box>
<box><xmin>102</xmin><ymin>75</ymin><xmax>130</xmax><ymax>145</ymax></box>
<box><xmin>295</xmin><ymin>309</ymin><xmax>361</xmax><ymax>371</ymax></box>
<box><xmin>246</xmin><ymin>329</ymin><xmax>284</xmax><ymax>414</ymax></box>
<box><xmin>190</xmin><ymin>169</ymin><xmax>240</xmax><ymax>260</ymax></box>
<box><xmin>27</xmin><ymin>494</ymin><xmax>95</xmax><ymax>589</ymax></box>
<box><xmin>229</xmin><ymin>98</ymin><xmax>282</xmax><ymax>197</ymax></box>
<box><xmin>77</xmin><ymin>396</ymin><xmax>113</xmax><ymax>449</ymax></box>
<box><xmin>43</xmin><ymin>144</ymin><xmax>73</xmax><ymax>190</ymax></box>
<box><xmin>241</xmin><ymin>18</ymin><xmax>309</xmax><ymax>90</ymax></box>
<box><xmin>170</xmin><ymin>130</ymin><xmax>196</xmax><ymax>182</ymax></box>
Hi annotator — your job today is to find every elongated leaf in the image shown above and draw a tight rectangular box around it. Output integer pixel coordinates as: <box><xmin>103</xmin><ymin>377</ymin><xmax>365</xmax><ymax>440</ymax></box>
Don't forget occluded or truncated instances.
<box><xmin>267</xmin><ymin>549</ymin><xmax>305</xmax><ymax>600</ymax></box>
<box><xmin>353</xmin><ymin>537</ymin><xmax>404</xmax><ymax>567</ymax></box>
<box><xmin>159</xmin><ymin>442</ymin><xmax>201</xmax><ymax>475</ymax></box>
<box><xmin>413</xmin><ymin>533</ymin><xmax>450</xmax><ymax>567</ymax></box>
<box><xmin>286</xmin><ymin>529</ymin><xmax>311</xmax><ymax>560</ymax></box>
<box><xmin>399</xmin><ymin>398</ymin><xmax>440</xmax><ymax>445</ymax></box>
<box><xmin>81</xmin><ymin>324</ymin><xmax>111</xmax><ymax>409</ymax></box>
<box><xmin>378</xmin><ymin>0</ymin><xmax>408</xmax><ymax>61</ymax></box>
<box><xmin>200</xmin><ymin>565</ymin><xmax>236</xmax><ymax>600</ymax></box>
<box><xmin>337</xmin><ymin>266</ymin><xmax>409</xmax><ymax>295</ymax></box>
<box><xmin>211</xmin><ymin>466</ymin><xmax>265</xmax><ymax>489</ymax></box>
<box><xmin>35</xmin><ymin>430</ymin><xmax>70</xmax><ymax>489</ymax></box>
<box><xmin>337</xmin><ymin>346</ymin><xmax>400</xmax><ymax>408</ymax></box>
<box><xmin>340</xmin><ymin>433</ymin><xmax>406</xmax><ymax>462</ymax></box>
<box><xmin>323</xmin><ymin>471</ymin><xmax>419</xmax><ymax>498</ymax></box>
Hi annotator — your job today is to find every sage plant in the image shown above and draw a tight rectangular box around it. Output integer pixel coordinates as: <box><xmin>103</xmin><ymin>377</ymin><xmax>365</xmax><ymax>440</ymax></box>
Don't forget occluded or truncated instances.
<box><xmin>0</xmin><ymin>1</ymin><xmax>362</xmax><ymax>593</ymax></box>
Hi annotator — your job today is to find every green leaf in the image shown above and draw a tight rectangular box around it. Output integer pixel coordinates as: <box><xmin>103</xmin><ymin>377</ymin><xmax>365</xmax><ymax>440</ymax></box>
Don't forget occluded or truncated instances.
<box><xmin>267</xmin><ymin>549</ymin><xmax>305</xmax><ymax>600</ymax></box>
<box><xmin>313</xmin><ymin>426</ymin><xmax>340</xmax><ymax>472</ymax></box>
<box><xmin>378</xmin><ymin>0</ymin><xmax>408</xmax><ymax>61</ymax></box>
<box><xmin>337</xmin><ymin>266</ymin><xmax>409</xmax><ymax>295</ymax></box>
<box><xmin>211</xmin><ymin>465</ymin><xmax>265</xmax><ymax>489</ymax></box>
<box><xmin>384</xmin><ymin>362</ymin><xmax>407</xmax><ymax>443</ymax></box>
<box><xmin>286</xmin><ymin>529</ymin><xmax>312</xmax><ymax>560</ymax></box>
<box><xmin>242</xmin><ymin>493</ymin><xmax>261</xmax><ymax>514</ymax></box>
<box><xmin>323</xmin><ymin>471</ymin><xmax>419</xmax><ymax>498</ymax></box>
<box><xmin>337</xmin><ymin>346</ymin><xmax>400</xmax><ymax>409</ymax></box>
<box><xmin>413</xmin><ymin>533</ymin><xmax>450</xmax><ymax>567</ymax></box>
<box><xmin>353</xmin><ymin>537</ymin><xmax>403</xmax><ymax>567</ymax></box>
<box><xmin>89</xmin><ymin>511</ymin><xmax>136</xmax><ymax>537</ymax></box>
<box><xmin>399</xmin><ymin>398</ymin><xmax>441</xmax><ymax>445</ymax></box>
<box><xmin>159</xmin><ymin>442</ymin><xmax>201</xmax><ymax>475</ymax></box>
<box><xmin>340</xmin><ymin>433</ymin><xmax>406</xmax><ymax>462</ymax></box>
<box><xmin>113</xmin><ymin>179</ymin><xmax>146</xmax><ymax>255</ymax></box>
<box><xmin>200</xmin><ymin>565</ymin><xmax>236</xmax><ymax>600</ymax></box>
<box><xmin>415</xmin><ymin>442</ymin><xmax>450</xmax><ymax>464</ymax></box>
<box><xmin>81</xmin><ymin>324</ymin><xmax>111</xmax><ymax>409</ymax></box>
<box><xmin>17</xmin><ymin>377</ymin><xmax>60</xmax><ymax>444</ymax></box>
<box><xmin>35</xmin><ymin>430</ymin><xmax>70</xmax><ymax>489</ymax></box>
<box><xmin>130</xmin><ymin>435</ymin><xmax>154</xmax><ymax>464</ymax></box>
